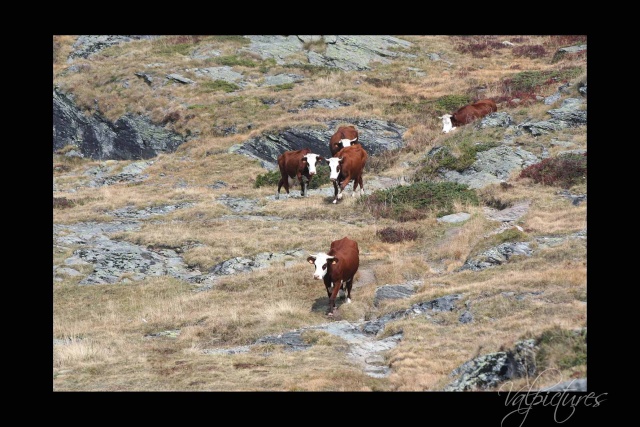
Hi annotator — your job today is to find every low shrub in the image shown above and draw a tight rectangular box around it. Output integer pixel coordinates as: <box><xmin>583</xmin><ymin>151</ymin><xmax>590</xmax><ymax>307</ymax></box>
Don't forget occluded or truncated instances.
<box><xmin>519</xmin><ymin>153</ymin><xmax>586</xmax><ymax>189</ymax></box>
<box><xmin>376</xmin><ymin>227</ymin><xmax>418</xmax><ymax>243</ymax></box>
<box><xmin>359</xmin><ymin>182</ymin><xmax>479</xmax><ymax>221</ymax></box>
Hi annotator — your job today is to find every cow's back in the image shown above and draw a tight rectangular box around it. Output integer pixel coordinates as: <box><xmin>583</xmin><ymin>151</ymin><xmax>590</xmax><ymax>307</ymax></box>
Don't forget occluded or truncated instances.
<box><xmin>474</xmin><ymin>99</ymin><xmax>497</xmax><ymax>112</ymax></box>
<box><xmin>452</xmin><ymin>99</ymin><xmax>496</xmax><ymax>125</ymax></box>
<box><xmin>336</xmin><ymin>144</ymin><xmax>367</xmax><ymax>173</ymax></box>
<box><xmin>279</xmin><ymin>148</ymin><xmax>310</xmax><ymax>173</ymax></box>
<box><xmin>328</xmin><ymin>237</ymin><xmax>359</xmax><ymax>278</ymax></box>
<box><xmin>330</xmin><ymin>126</ymin><xmax>359</xmax><ymax>155</ymax></box>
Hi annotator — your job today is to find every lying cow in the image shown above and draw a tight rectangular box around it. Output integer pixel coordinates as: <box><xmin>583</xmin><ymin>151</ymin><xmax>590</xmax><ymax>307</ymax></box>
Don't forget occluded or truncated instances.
<box><xmin>329</xmin><ymin>125</ymin><xmax>359</xmax><ymax>156</ymax></box>
<box><xmin>307</xmin><ymin>236</ymin><xmax>360</xmax><ymax>316</ymax></box>
<box><xmin>326</xmin><ymin>144</ymin><xmax>368</xmax><ymax>204</ymax></box>
<box><xmin>276</xmin><ymin>148</ymin><xmax>323</xmax><ymax>199</ymax></box>
<box><xmin>440</xmin><ymin>99</ymin><xmax>498</xmax><ymax>133</ymax></box>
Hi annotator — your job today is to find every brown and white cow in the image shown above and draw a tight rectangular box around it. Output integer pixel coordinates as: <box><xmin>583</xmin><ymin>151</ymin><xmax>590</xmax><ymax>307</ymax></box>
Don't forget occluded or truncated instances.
<box><xmin>276</xmin><ymin>148</ymin><xmax>323</xmax><ymax>199</ymax></box>
<box><xmin>307</xmin><ymin>236</ymin><xmax>360</xmax><ymax>316</ymax></box>
<box><xmin>329</xmin><ymin>125</ymin><xmax>359</xmax><ymax>156</ymax></box>
<box><xmin>440</xmin><ymin>99</ymin><xmax>498</xmax><ymax>133</ymax></box>
<box><xmin>326</xmin><ymin>144</ymin><xmax>368</xmax><ymax>204</ymax></box>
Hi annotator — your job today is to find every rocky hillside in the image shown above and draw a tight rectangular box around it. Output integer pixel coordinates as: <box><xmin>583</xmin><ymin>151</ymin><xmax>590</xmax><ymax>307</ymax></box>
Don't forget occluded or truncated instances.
<box><xmin>53</xmin><ymin>35</ymin><xmax>589</xmax><ymax>396</ymax></box>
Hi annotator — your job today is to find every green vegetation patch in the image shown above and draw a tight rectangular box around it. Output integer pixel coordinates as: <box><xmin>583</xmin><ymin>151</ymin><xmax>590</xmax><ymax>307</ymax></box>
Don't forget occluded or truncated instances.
<box><xmin>359</xmin><ymin>182</ymin><xmax>479</xmax><ymax>221</ymax></box>
<box><xmin>213</xmin><ymin>55</ymin><xmax>258</xmax><ymax>68</ymax></box>
<box><xmin>201</xmin><ymin>80</ymin><xmax>240</xmax><ymax>93</ymax></box>
<box><xmin>519</xmin><ymin>153</ymin><xmax>586</xmax><ymax>189</ymax></box>
<box><xmin>503</xmin><ymin>67</ymin><xmax>583</xmax><ymax>92</ymax></box>
<box><xmin>272</xmin><ymin>83</ymin><xmax>295</xmax><ymax>92</ymax></box>
<box><xmin>435</xmin><ymin>94</ymin><xmax>472</xmax><ymax>114</ymax></box>
<box><xmin>152</xmin><ymin>42</ymin><xmax>193</xmax><ymax>57</ymax></box>
<box><xmin>414</xmin><ymin>140</ymin><xmax>500</xmax><ymax>181</ymax></box>
<box><xmin>535</xmin><ymin>326</ymin><xmax>587</xmax><ymax>370</ymax></box>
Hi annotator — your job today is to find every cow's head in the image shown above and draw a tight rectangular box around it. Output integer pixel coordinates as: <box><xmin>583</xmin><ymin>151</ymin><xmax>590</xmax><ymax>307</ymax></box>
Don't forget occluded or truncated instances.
<box><xmin>302</xmin><ymin>153</ymin><xmax>323</xmax><ymax>176</ymax></box>
<box><xmin>307</xmin><ymin>253</ymin><xmax>337</xmax><ymax>280</ymax></box>
<box><xmin>326</xmin><ymin>157</ymin><xmax>343</xmax><ymax>181</ymax></box>
<box><xmin>337</xmin><ymin>137</ymin><xmax>358</xmax><ymax>150</ymax></box>
<box><xmin>439</xmin><ymin>114</ymin><xmax>456</xmax><ymax>133</ymax></box>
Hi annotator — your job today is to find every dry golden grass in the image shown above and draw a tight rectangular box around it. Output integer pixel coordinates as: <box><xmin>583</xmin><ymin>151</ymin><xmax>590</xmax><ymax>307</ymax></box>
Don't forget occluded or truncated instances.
<box><xmin>53</xmin><ymin>35</ymin><xmax>587</xmax><ymax>391</ymax></box>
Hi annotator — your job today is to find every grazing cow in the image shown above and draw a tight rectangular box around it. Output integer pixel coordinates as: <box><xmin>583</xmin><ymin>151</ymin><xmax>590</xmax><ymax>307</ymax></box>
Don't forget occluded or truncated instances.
<box><xmin>329</xmin><ymin>125</ymin><xmax>359</xmax><ymax>156</ymax></box>
<box><xmin>326</xmin><ymin>144</ymin><xmax>368</xmax><ymax>204</ymax></box>
<box><xmin>276</xmin><ymin>148</ymin><xmax>323</xmax><ymax>199</ymax></box>
<box><xmin>307</xmin><ymin>237</ymin><xmax>360</xmax><ymax>316</ymax></box>
<box><xmin>440</xmin><ymin>99</ymin><xmax>498</xmax><ymax>133</ymax></box>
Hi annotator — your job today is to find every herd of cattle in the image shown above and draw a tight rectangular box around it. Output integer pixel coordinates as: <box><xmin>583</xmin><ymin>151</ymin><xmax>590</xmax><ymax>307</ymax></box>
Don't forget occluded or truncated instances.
<box><xmin>272</xmin><ymin>100</ymin><xmax>498</xmax><ymax>315</ymax></box>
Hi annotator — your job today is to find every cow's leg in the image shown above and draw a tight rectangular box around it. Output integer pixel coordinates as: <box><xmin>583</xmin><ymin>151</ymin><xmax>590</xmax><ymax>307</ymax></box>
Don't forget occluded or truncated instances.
<box><xmin>332</xmin><ymin>180</ymin><xmax>339</xmax><ymax>204</ymax></box>
<box><xmin>327</xmin><ymin>279</ymin><xmax>342</xmax><ymax>316</ymax></box>
<box><xmin>282</xmin><ymin>175</ymin><xmax>291</xmax><ymax>198</ymax></box>
<box><xmin>339</xmin><ymin>282</ymin><xmax>346</xmax><ymax>299</ymax></box>
<box><xmin>277</xmin><ymin>176</ymin><xmax>285</xmax><ymax>199</ymax></box>
<box><xmin>324</xmin><ymin>276</ymin><xmax>333</xmax><ymax>297</ymax></box>
<box><xmin>338</xmin><ymin>176</ymin><xmax>351</xmax><ymax>201</ymax></box>
<box><xmin>345</xmin><ymin>278</ymin><xmax>353</xmax><ymax>304</ymax></box>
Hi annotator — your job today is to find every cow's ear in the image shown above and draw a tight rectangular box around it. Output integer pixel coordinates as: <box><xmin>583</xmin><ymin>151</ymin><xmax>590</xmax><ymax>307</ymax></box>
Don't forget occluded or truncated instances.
<box><xmin>307</xmin><ymin>256</ymin><xmax>315</xmax><ymax>264</ymax></box>
<box><xmin>339</xmin><ymin>157</ymin><xmax>344</xmax><ymax>162</ymax></box>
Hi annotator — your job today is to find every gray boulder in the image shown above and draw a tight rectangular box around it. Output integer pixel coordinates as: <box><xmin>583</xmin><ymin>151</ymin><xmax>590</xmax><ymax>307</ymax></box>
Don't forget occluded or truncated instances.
<box><xmin>444</xmin><ymin>339</ymin><xmax>537</xmax><ymax>391</ymax></box>
<box><xmin>230</xmin><ymin>119</ymin><xmax>406</xmax><ymax>170</ymax></box>
<box><xmin>53</xmin><ymin>89</ymin><xmax>185</xmax><ymax>160</ymax></box>
<box><xmin>68</xmin><ymin>35</ymin><xmax>156</xmax><ymax>60</ymax></box>
<box><xmin>240</xmin><ymin>35</ymin><xmax>413</xmax><ymax>71</ymax></box>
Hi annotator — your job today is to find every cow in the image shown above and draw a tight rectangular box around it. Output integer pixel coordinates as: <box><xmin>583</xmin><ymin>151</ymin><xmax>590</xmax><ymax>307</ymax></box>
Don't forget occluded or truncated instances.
<box><xmin>440</xmin><ymin>99</ymin><xmax>498</xmax><ymax>133</ymax></box>
<box><xmin>329</xmin><ymin>125</ymin><xmax>359</xmax><ymax>156</ymax></box>
<box><xmin>307</xmin><ymin>237</ymin><xmax>360</xmax><ymax>316</ymax></box>
<box><xmin>276</xmin><ymin>148</ymin><xmax>323</xmax><ymax>199</ymax></box>
<box><xmin>326</xmin><ymin>144</ymin><xmax>368</xmax><ymax>204</ymax></box>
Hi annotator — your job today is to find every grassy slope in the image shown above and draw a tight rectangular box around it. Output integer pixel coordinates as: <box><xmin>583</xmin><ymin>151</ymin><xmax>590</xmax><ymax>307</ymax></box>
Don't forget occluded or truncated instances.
<box><xmin>53</xmin><ymin>35</ymin><xmax>587</xmax><ymax>391</ymax></box>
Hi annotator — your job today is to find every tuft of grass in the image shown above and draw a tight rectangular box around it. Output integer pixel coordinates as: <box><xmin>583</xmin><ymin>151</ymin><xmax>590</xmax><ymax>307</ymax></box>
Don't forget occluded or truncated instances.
<box><xmin>254</xmin><ymin>170</ymin><xmax>281</xmax><ymax>188</ymax></box>
<box><xmin>201</xmin><ymin>80</ymin><xmax>240</xmax><ymax>93</ymax></box>
<box><xmin>519</xmin><ymin>153</ymin><xmax>586</xmax><ymax>189</ymax></box>
<box><xmin>435</xmin><ymin>94</ymin><xmax>472</xmax><ymax>113</ymax></box>
<box><xmin>535</xmin><ymin>326</ymin><xmax>587</xmax><ymax>370</ymax></box>
<box><xmin>501</xmin><ymin>67</ymin><xmax>583</xmax><ymax>93</ymax></box>
<box><xmin>272</xmin><ymin>83</ymin><xmax>295</xmax><ymax>92</ymax></box>
<box><xmin>486</xmin><ymin>227</ymin><xmax>529</xmax><ymax>247</ymax></box>
<box><xmin>512</xmin><ymin>45</ymin><xmax>547</xmax><ymax>59</ymax></box>
<box><xmin>366</xmin><ymin>149</ymin><xmax>401</xmax><ymax>173</ymax></box>
<box><xmin>454</xmin><ymin>36</ymin><xmax>508</xmax><ymax>58</ymax></box>
<box><xmin>359</xmin><ymin>182</ymin><xmax>479</xmax><ymax>221</ymax></box>
<box><xmin>376</xmin><ymin>227</ymin><xmax>418</xmax><ymax>243</ymax></box>
<box><xmin>213</xmin><ymin>55</ymin><xmax>257</xmax><ymax>68</ymax></box>
<box><xmin>53</xmin><ymin>197</ymin><xmax>76</xmax><ymax>209</ymax></box>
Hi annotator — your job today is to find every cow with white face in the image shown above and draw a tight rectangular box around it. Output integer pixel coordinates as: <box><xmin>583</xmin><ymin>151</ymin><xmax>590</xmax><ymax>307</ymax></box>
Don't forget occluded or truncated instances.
<box><xmin>307</xmin><ymin>237</ymin><xmax>360</xmax><ymax>315</ymax></box>
<box><xmin>439</xmin><ymin>114</ymin><xmax>456</xmax><ymax>133</ymax></box>
<box><xmin>276</xmin><ymin>149</ymin><xmax>324</xmax><ymax>199</ymax></box>
<box><xmin>329</xmin><ymin>125</ymin><xmax>359</xmax><ymax>156</ymax></box>
<box><xmin>326</xmin><ymin>144</ymin><xmax>368</xmax><ymax>204</ymax></box>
